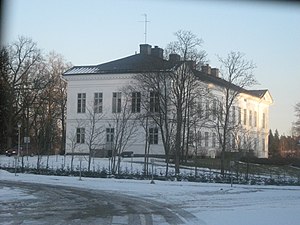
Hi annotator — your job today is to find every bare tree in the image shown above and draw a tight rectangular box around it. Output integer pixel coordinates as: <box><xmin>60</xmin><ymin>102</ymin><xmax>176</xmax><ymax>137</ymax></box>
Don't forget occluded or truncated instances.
<box><xmin>65</xmin><ymin>117</ymin><xmax>90</xmax><ymax>171</ymax></box>
<box><xmin>66</xmin><ymin>129</ymin><xmax>80</xmax><ymax>171</ymax></box>
<box><xmin>0</xmin><ymin>47</ymin><xmax>10</xmax><ymax>151</ymax></box>
<box><xmin>132</xmin><ymin>70</ymin><xmax>176</xmax><ymax>177</ymax></box>
<box><xmin>214</xmin><ymin>51</ymin><xmax>257</xmax><ymax>177</ymax></box>
<box><xmin>132</xmin><ymin>30</ymin><xmax>208</xmax><ymax>176</ymax></box>
<box><xmin>84</xmin><ymin>105</ymin><xmax>105</xmax><ymax>172</ymax></box>
<box><xmin>2</xmin><ymin>36</ymin><xmax>42</xmax><ymax>149</ymax></box>
<box><xmin>165</xmin><ymin>30</ymin><xmax>208</xmax><ymax>70</ymax></box>
<box><xmin>110</xmin><ymin>89</ymin><xmax>139</xmax><ymax>175</ymax></box>
<box><xmin>45</xmin><ymin>52</ymin><xmax>71</xmax><ymax>155</ymax></box>
<box><xmin>167</xmin><ymin>31</ymin><xmax>208</xmax><ymax>175</ymax></box>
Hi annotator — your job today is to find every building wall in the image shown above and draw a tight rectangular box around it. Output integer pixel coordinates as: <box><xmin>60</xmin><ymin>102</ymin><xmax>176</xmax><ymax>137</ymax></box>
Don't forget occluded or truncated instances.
<box><xmin>64</xmin><ymin>73</ymin><xmax>271</xmax><ymax>158</ymax></box>
<box><xmin>65</xmin><ymin>73</ymin><xmax>167</xmax><ymax>155</ymax></box>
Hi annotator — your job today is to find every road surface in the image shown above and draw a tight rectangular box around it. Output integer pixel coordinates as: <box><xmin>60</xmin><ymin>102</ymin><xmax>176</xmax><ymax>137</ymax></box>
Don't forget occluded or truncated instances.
<box><xmin>0</xmin><ymin>180</ymin><xmax>199</xmax><ymax>225</ymax></box>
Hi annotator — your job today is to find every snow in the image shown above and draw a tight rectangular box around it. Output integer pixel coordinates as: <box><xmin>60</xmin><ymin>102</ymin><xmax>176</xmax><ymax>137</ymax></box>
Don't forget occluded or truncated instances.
<box><xmin>1</xmin><ymin>155</ymin><xmax>300</xmax><ymax>224</ymax></box>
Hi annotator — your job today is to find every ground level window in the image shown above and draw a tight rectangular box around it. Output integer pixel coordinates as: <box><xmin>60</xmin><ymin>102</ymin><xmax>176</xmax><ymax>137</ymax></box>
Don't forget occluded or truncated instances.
<box><xmin>205</xmin><ymin>132</ymin><xmax>209</xmax><ymax>147</ymax></box>
<box><xmin>106</xmin><ymin>128</ymin><xmax>114</xmax><ymax>143</ymax></box>
<box><xmin>149</xmin><ymin>127</ymin><xmax>158</xmax><ymax>144</ymax></box>
<box><xmin>212</xmin><ymin>133</ymin><xmax>216</xmax><ymax>148</ymax></box>
<box><xmin>76</xmin><ymin>128</ymin><xmax>85</xmax><ymax>144</ymax></box>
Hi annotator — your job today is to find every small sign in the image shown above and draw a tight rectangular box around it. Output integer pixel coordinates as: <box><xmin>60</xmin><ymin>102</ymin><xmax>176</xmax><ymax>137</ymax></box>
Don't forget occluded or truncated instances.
<box><xmin>24</xmin><ymin>137</ymin><xmax>30</xmax><ymax>144</ymax></box>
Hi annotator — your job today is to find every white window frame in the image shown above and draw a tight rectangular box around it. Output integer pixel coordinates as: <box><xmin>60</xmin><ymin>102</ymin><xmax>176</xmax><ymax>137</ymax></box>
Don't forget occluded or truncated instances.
<box><xmin>112</xmin><ymin>92</ymin><xmax>122</xmax><ymax>113</ymax></box>
<box><xmin>94</xmin><ymin>92</ymin><xmax>103</xmax><ymax>113</ymax></box>
<box><xmin>77</xmin><ymin>93</ymin><xmax>86</xmax><ymax>113</ymax></box>
<box><xmin>149</xmin><ymin>91</ymin><xmax>159</xmax><ymax>113</ymax></box>
<box><xmin>132</xmin><ymin>92</ymin><xmax>141</xmax><ymax>113</ymax></box>
<box><xmin>149</xmin><ymin>127</ymin><xmax>158</xmax><ymax>144</ymax></box>
<box><xmin>76</xmin><ymin>128</ymin><xmax>85</xmax><ymax>144</ymax></box>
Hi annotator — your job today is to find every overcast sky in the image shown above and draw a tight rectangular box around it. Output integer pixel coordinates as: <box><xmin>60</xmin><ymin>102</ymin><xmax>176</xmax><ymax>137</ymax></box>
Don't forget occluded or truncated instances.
<box><xmin>2</xmin><ymin>0</ymin><xmax>300</xmax><ymax>135</ymax></box>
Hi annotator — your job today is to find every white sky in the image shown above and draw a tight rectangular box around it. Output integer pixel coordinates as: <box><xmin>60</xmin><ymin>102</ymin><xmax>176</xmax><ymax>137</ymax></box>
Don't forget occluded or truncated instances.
<box><xmin>2</xmin><ymin>0</ymin><xmax>300</xmax><ymax>135</ymax></box>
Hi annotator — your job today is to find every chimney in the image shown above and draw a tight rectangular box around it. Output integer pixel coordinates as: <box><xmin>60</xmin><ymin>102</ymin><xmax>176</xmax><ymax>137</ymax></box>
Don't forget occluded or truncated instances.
<box><xmin>201</xmin><ymin>64</ymin><xmax>211</xmax><ymax>74</ymax></box>
<box><xmin>169</xmin><ymin>53</ymin><xmax>181</xmax><ymax>62</ymax></box>
<box><xmin>151</xmin><ymin>46</ymin><xmax>164</xmax><ymax>59</ymax></box>
<box><xmin>140</xmin><ymin>44</ymin><xmax>151</xmax><ymax>55</ymax></box>
<box><xmin>211</xmin><ymin>68</ymin><xmax>219</xmax><ymax>77</ymax></box>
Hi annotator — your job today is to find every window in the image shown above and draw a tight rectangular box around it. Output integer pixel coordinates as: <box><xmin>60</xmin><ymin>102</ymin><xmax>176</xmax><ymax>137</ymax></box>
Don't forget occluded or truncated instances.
<box><xmin>238</xmin><ymin>107</ymin><xmax>242</xmax><ymax>124</ymax></box>
<box><xmin>112</xmin><ymin>92</ymin><xmax>121</xmax><ymax>113</ymax></box>
<box><xmin>212</xmin><ymin>133</ymin><xmax>216</xmax><ymax>148</ymax></box>
<box><xmin>197</xmin><ymin>131</ymin><xmax>202</xmax><ymax>147</ymax></box>
<box><xmin>76</xmin><ymin>128</ymin><xmax>85</xmax><ymax>144</ymax></box>
<box><xmin>249</xmin><ymin>110</ymin><xmax>252</xmax><ymax>127</ymax></box>
<box><xmin>198</xmin><ymin>99</ymin><xmax>203</xmax><ymax>118</ymax></box>
<box><xmin>219</xmin><ymin>102</ymin><xmax>224</xmax><ymax>121</ymax></box>
<box><xmin>106</xmin><ymin>128</ymin><xmax>114</xmax><ymax>143</ymax></box>
<box><xmin>243</xmin><ymin>109</ymin><xmax>247</xmax><ymax>126</ymax></box>
<box><xmin>232</xmin><ymin>134</ymin><xmax>236</xmax><ymax>149</ymax></box>
<box><xmin>204</xmin><ymin>132</ymin><xmax>209</xmax><ymax>147</ymax></box>
<box><xmin>254</xmin><ymin>138</ymin><xmax>258</xmax><ymax>151</ymax></box>
<box><xmin>131</xmin><ymin>92</ymin><xmax>141</xmax><ymax>113</ymax></box>
<box><xmin>248</xmin><ymin>138</ymin><xmax>252</xmax><ymax>150</ymax></box>
<box><xmin>238</xmin><ymin>135</ymin><xmax>242</xmax><ymax>149</ymax></box>
<box><xmin>254</xmin><ymin>111</ymin><xmax>257</xmax><ymax>127</ymax></box>
<box><xmin>149</xmin><ymin>127</ymin><xmax>158</xmax><ymax>144</ymax></box>
<box><xmin>232</xmin><ymin>106</ymin><xmax>236</xmax><ymax>125</ymax></box>
<box><xmin>150</xmin><ymin>92</ymin><xmax>159</xmax><ymax>113</ymax></box>
<box><xmin>262</xmin><ymin>138</ymin><xmax>265</xmax><ymax>151</ymax></box>
<box><xmin>77</xmin><ymin>93</ymin><xmax>86</xmax><ymax>113</ymax></box>
<box><xmin>262</xmin><ymin>113</ymin><xmax>266</xmax><ymax>128</ymax></box>
<box><xmin>205</xmin><ymin>100</ymin><xmax>210</xmax><ymax>119</ymax></box>
<box><xmin>212</xmin><ymin>99</ymin><xmax>217</xmax><ymax>120</ymax></box>
<box><xmin>188</xmin><ymin>130</ymin><xmax>195</xmax><ymax>145</ymax></box>
<box><xmin>94</xmin><ymin>92</ymin><xmax>103</xmax><ymax>113</ymax></box>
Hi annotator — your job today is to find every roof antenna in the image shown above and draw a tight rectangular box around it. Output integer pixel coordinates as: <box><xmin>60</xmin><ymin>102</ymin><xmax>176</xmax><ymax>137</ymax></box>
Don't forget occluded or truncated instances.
<box><xmin>140</xmin><ymin>14</ymin><xmax>150</xmax><ymax>44</ymax></box>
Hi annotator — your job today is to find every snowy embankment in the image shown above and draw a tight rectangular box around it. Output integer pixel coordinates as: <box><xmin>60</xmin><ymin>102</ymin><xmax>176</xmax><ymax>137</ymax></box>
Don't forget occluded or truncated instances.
<box><xmin>1</xmin><ymin>155</ymin><xmax>300</xmax><ymax>225</ymax></box>
<box><xmin>0</xmin><ymin>155</ymin><xmax>208</xmax><ymax>177</ymax></box>
<box><xmin>1</xmin><ymin>155</ymin><xmax>299</xmax><ymax>185</ymax></box>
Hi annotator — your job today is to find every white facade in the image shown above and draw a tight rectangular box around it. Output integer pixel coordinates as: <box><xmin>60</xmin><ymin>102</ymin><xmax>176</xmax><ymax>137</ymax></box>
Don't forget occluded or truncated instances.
<box><xmin>63</xmin><ymin>45</ymin><xmax>273</xmax><ymax>158</ymax></box>
<box><xmin>64</xmin><ymin>73</ymin><xmax>165</xmax><ymax>156</ymax></box>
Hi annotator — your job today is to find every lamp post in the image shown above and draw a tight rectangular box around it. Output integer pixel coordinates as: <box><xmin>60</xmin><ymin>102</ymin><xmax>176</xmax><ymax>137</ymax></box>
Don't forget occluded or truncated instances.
<box><xmin>150</xmin><ymin>158</ymin><xmax>155</xmax><ymax>184</ymax></box>
<box><xmin>108</xmin><ymin>123</ymin><xmax>112</xmax><ymax>176</ymax></box>
<box><xmin>15</xmin><ymin>122</ymin><xmax>21</xmax><ymax>176</ymax></box>
<box><xmin>18</xmin><ymin>122</ymin><xmax>21</xmax><ymax>157</ymax></box>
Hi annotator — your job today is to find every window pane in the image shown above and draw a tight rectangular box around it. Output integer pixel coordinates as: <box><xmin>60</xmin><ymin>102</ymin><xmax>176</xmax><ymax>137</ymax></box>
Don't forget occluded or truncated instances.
<box><xmin>150</xmin><ymin>92</ymin><xmax>159</xmax><ymax>113</ymax></box>
<box><xmin>77</xmin><ymin>93</ymin><xmax>86</xmax><ymax>113</ymax></box>
<box><xmin>112</xmin><ymin>92</ymin><xmax>121</xmax><ymax>113</ymax></box>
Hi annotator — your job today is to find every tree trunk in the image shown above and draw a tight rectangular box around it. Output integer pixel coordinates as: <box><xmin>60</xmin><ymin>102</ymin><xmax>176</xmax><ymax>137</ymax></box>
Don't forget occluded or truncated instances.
<box><xmin>175</xmin><ymin>105</ymin><xmax>182</xmax><ymax>175</ymax></box>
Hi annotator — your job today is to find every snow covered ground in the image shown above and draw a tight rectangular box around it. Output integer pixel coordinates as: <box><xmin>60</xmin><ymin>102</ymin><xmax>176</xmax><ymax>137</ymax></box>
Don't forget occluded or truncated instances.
<box><xmin>0</xmin><ymin>154</ymin><xmax>210</xmax><ymax>177</ymax></box>
<box><xmin>1</xmin><ymin>155</ymin><xmax>300</xmax><ymax>225</ymax></box>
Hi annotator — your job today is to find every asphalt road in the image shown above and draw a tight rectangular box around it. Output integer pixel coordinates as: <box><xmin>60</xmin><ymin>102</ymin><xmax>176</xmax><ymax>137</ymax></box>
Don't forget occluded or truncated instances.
<box><xmin>0</xmin><ymin>180</ymin><xmax>198</xmax><ymax>225</ymax></box>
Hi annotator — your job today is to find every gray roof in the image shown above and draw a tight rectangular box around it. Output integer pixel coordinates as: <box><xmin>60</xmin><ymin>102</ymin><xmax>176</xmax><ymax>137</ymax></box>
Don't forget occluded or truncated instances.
<box><xmin>247</xmin><ymin>90</ymin><xmax>268</xmax><ymax>98</ymax></box>
<box><xmin>64</xmin><ymin>54</ymin><xmax>176</xmax><ymax>75</ymax></box>
<box><xmin>193</xmin><ymin>70</ymin><xmax>269</xmax><ymax>99</ymax></box>
<box><xmin>63</xmin><ymin>52</ymin><xmax>269</xmax><ymax>100</ymax></box>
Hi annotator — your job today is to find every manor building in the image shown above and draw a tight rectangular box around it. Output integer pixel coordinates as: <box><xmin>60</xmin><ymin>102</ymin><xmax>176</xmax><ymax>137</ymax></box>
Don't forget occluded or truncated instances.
<box><xmin>63</xmin><ymin>44</ymin><xmax>273</xmax><ymax>158</ymax></box>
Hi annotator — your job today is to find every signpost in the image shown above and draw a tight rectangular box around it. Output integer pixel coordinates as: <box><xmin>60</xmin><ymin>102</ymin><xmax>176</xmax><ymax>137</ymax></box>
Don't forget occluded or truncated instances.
<box><xmin>230</xmin><ymin>161</ymin><xmax>235</xmax><ymax>187</ymax></box>
<box><xmin>150</xmin><ymin>159</ymin><xmax>155</xmax><ymax>184</ymax></box>
<box><xmin>24</xmin><ymin>136</ymin><xmax>30</xmax><ymax>160</ymax></box>
<box><xmin>78</xmin><ymin>156</ymin><xmax>83</xmax><ymax>181</ymax></box>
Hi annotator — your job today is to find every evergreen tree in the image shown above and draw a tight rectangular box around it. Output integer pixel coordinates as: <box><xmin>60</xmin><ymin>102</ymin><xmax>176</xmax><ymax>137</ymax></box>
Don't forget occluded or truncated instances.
<box><xmin>268</xmin><ymin>129</ymin><xmax>280</xmax><ymax>158</ymax></box>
